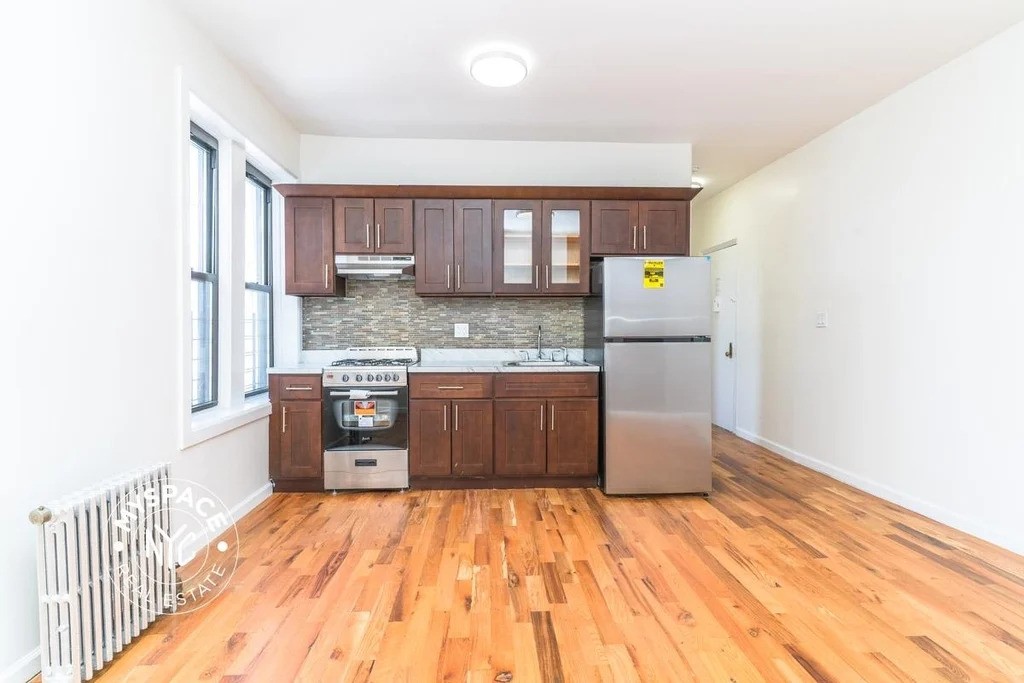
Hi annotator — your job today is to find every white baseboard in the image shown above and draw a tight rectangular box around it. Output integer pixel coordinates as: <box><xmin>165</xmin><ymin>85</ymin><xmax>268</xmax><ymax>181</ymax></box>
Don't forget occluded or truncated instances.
<box><xmin>734</xmin><ymin>428</ymin><xmax>1024</xmax><ymax>556</ymax></box>
<box><xmin>1</xmin><ymin>646</ymin><xmax>40</xmax><ymax>683</ymax></box>
<box><xmin>229</xmin><ymin>481</ymin><xmax>273</xmax><ymax>524</ymax></box>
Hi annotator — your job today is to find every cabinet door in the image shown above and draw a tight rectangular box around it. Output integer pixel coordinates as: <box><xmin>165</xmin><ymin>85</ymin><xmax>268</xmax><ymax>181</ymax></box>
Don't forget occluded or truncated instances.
<box><xmin>493</xmin><ymin>400</ymin><xmax>547</xmax><ymax>475</ymax></box>
<box><xmin>454</xmin><ymin>200</ymin><xmax>492</xmax><ymax>294</ymax></box>
<box><xmin>547</xmin><ymin>399</ymin><xmax>598</xmax><ymax>476</ymax></box>
<box><xmin>334</xmin><ymin>198</ymin><xmax>375</xmax><ymax>254</ymax></box>
<box><xmin>493</xmin><ymin>200</ymin><xmax>542</xmax><ymax>295</ymax></box>
<box><xmin>414</xmin><ymin>200</ymin><xmax>455</xmax><ymax>295</ymax></box>
<box><xmin>452</xmin><ymin>400</ymin><xmax>493</xmax><ymax>476</ymax></box>
<box><xmin>409</xmin><ymin>400</ymin><xmax>452</xmax><ymax>476</ymax></box>
<box><xmin>639</xmin><ymin>201</ymin><xmax>689</xmax><ymax>255</ymax></box>
<box><xmin>374</xmin><ymin>199</ymin><xmax>414</xmax><ymax>254</ymax></box>
<box><xmin>591</xmin><ymin>201</ymin><xmax>639</xmax><ymax>255</ymax></box>
<box><xmin>284</xmin><ymin>197</ymin><xmax>335</xmax><ymax>295</ymax></box>
<box><xmin>542</xmin><ymin>200</ymin><xmax>590</xmax><ymax>294</ymax></box>
<box><xmin>270</xmin><ymin>400</ymin><xmax>323</xmax><ymax>479</ymax></box>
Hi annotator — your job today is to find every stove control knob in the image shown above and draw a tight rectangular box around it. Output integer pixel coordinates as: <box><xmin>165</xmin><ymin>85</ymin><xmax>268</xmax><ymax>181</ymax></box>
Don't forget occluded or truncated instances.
<box><xmin>339</xmin><ymin>374</ymin><xmax>348</xmax><ymax>382</ymax></box>
<box><xmin>376</xmin><ymin>374</ymin><xmax>384</xmax><ymax>382</ymax></box>
<box><xmin>384</xmin><ymin>373</ymin><xmax>392</xmax><ymax>382</ymax></box>
<box><xmin>355</xmin><ymin>374</ymin><xmax>363</xmax><ymax>382</ymax></box>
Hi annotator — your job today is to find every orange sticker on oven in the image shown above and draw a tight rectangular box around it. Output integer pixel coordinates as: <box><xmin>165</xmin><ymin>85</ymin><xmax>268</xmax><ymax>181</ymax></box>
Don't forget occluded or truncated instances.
<box><xmin>354</xmin><ymin>401</ymin><xmax>377</xmax><ymax>416</ymax></box>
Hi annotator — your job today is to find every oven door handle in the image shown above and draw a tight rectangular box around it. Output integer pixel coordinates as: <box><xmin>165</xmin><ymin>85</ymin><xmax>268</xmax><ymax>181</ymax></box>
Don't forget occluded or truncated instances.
<box><xmin>329</xmin><ymin>390</ymin><xmax>401</xmax><ymax>398</ymax></box>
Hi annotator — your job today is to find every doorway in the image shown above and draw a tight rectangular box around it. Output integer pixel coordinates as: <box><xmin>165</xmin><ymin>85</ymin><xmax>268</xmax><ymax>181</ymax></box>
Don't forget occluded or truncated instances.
<box><xmin>706</xmin><ymin>240</ymin><xmax>738</xmax><ymax>432</ymax></box>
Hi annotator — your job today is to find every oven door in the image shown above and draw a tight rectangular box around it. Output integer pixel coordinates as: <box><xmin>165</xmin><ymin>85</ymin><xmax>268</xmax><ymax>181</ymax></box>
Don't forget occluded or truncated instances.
<box><xmin>322</xmin><ymin>386</ymin><xmax>409</xmax><ymax>451</ymax></box>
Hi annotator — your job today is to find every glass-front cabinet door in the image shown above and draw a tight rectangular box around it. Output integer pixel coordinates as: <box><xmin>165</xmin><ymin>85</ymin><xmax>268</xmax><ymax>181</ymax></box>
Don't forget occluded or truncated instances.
<box><xmin>542</xmin><ymin>200</ymin><xmax>590</xmax><ymax>294</ymax></box>
<box><xmin>493</xmin><ymin>200</ymin><xmax>542</xmax><ymax>294</ymax></box>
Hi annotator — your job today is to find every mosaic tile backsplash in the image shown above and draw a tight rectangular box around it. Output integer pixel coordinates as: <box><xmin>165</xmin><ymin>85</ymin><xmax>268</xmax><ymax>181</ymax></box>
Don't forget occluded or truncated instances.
<box><xmin>302</xmin><ymin>280</ymin><xmax>585</xmax><ymax>349</ymax></box>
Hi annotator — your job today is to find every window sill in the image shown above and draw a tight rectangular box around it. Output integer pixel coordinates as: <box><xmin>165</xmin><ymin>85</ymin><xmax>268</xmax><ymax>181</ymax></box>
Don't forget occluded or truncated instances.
<box><xmin>182</xmin><ymin>397</ymin><xmax>271</xmax><ymax>450</ymax></box>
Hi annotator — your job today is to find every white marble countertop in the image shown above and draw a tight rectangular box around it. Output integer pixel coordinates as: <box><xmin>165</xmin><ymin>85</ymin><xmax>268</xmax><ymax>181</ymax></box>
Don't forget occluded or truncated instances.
<box><xmin>410</xmin><ymin>362</ymin><xmax>598</xmax><ymax>373</ymax></box>
<box><xmin>268</xmin><ymin>365</ymin><xmax>324</xmax><ymax>375</ymax></box>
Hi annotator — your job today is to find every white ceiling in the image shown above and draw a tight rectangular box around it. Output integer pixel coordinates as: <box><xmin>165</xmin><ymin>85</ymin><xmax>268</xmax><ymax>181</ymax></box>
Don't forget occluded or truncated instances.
<box><xmin>168</xmin><ymin>0</ymin><xmax>1024</xmax><ymax>195</ymax></box>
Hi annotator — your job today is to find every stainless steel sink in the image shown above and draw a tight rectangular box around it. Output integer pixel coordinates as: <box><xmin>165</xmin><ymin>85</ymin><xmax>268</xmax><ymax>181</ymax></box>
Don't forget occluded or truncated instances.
<box><xmin>504</xmin><ymin>360</ymin><xmax>580</xmax><ymax>367</ymax></box>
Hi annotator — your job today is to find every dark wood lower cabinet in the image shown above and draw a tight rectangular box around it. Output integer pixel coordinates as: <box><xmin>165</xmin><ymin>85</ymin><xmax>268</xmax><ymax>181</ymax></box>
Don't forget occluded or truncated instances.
<box><xmin>452</xmin><ymin>400</ymin><xmax>493</xmax><ymax>476</ymax></box>
<box><xmin>269</xmin><ymin>400</ymin><xmax>323</xmax><ymax>482</ymax></box>
<box><xmin>493</xmin><ymin>399</ymin><xmax>548</xmax><ymax>476</ymax></box>
<box><xmin>547</xmin><ymin>399</ymin><xmax>599</xmax><ymax>475</ymax></box>
<box><xmin>409</xmin><ymin>399</ymin><xmax>452</xmax><ymax>476</ymax></box>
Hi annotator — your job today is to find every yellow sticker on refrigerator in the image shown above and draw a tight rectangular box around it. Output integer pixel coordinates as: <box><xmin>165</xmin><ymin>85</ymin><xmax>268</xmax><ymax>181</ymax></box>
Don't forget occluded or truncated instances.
<box><xmin>643</xmin><ymin>260</ymin><xmax>666</xmax><ymax>288</ymax></box>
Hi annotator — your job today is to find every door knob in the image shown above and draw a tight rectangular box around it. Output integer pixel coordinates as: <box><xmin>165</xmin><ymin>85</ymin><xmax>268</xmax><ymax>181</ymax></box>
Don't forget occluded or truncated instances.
<box><xmin>725</xmin><ymin>342</ymin><xmax>734</xmax><ymax>359</ymax></box>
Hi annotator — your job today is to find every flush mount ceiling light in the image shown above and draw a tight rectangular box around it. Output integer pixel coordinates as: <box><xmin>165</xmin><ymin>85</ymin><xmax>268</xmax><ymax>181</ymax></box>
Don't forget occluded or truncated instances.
<box><xmin>470</xmin><ymin>51</ymin><xmax>528</xmax><ymax>87</ymax></box>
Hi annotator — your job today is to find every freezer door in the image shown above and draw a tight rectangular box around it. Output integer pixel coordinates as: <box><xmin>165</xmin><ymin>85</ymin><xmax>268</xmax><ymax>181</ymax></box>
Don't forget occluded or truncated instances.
<box><xmin>603</xmin><ymin>341</ymin><xmax>712</xmax><ymax>494</ymax></box>
<box><xmin>602</xmin><ymin>257</ymin><xmax>711</xmax><ymax>338</ymax></box>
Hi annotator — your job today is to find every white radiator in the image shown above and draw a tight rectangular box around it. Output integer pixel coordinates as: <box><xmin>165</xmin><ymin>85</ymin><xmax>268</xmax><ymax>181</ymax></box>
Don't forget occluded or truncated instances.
<box><xmin>29</xmin><ymin>463</ymin><xmax>177</xmax><ymax>683</ymax></box>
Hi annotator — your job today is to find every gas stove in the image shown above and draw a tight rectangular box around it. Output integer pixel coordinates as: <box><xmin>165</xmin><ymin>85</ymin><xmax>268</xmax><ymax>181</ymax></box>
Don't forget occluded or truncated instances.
<box><xmin>322</xmin><ymin>347</ymin><xmax>417</xmax><ymax>387</ymax></box>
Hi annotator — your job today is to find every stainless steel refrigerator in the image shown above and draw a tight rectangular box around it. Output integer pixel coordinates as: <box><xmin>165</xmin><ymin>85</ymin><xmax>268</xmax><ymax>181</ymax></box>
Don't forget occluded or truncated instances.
<box><xmin>585</xmin><ymin>257</ymin><xmax>712</xmax><ymax>494</ymax></box>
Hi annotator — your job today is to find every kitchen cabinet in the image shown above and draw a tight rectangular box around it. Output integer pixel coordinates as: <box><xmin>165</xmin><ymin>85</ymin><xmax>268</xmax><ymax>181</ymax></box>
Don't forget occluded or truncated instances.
<box><xmin>409</xmin><ymin>399</ymin><xmax>452</xmax><ymax>476</ymax></box>
<box><xmin>591</xmin><ymin>200</ymin><xmax>689</xmax><ymax>256</ymax></box>
<box><xmin>546</xmin><ymin>399</ymin><xmax>599</xmax><ymax>475</ymax></box>
<box><xmin>334</xmin><ymin>198</ymin><xmax>414</xmax><ymax>255</ymax></box>
<box><xmin>414</xmin><ymin>199</ymin><xmax>492</xmax><ymax>295</ymax></box>
<box><xmin>493</xmin><ymin>399</ymin><xmax>548</xmax><ymax>475</ymax></box>
<box><xmin>410</xmin><ymin>375</ymin><xmax>494</xmax><ymax>478</ymax></box>
<box><xmin>269</xmin><ymin>374</ymin><xmax>324</xmax><ymax>490</ymax></box>
<box><xmin>493</xmin><ymin>200</ymin><xmax>590</xmax><ymax>295</ymax></box>
<box><xmin>452</xmin><ymin>400</ymin><xmax>493</xmax><ymax>476</ymax></box>
<box><xmin>493</xmin><ymin>398</ymin><xmax>599</xmax><ymax>477</ymax></box>
<box><xmin>284</xmin><ymin>198</ymin><xmax>340</xmax><ymax>296</ymax></box>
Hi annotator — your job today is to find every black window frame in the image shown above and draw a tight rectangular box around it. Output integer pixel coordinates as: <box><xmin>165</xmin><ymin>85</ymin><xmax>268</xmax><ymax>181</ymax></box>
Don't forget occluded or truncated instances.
<box><xmin>190</xmin><ymin>123</ymin><xmax>219</xmax><ymax>413</ymax></box>
<box><xmin>243</xmin><ymin>162</ymin><xmax>274</xmax><ymax>398</ymax></box>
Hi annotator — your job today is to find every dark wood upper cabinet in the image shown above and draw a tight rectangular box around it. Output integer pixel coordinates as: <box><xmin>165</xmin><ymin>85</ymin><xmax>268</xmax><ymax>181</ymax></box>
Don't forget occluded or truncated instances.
<box><xmin>452</xmin><ymin>399</ymin><xmax>493</xmax><ymax>477</ymax></box>
<box><xmin>269</xmin><ymin>399</ymin><xmax>323</xmax><ymax>480</ymax></box>
<box><xmin>542</xmin><ymin>200</ymin><xmax>590</xmax><ymax>294</ymax></box>
<box><xmin>493</xmin><ymin>399</ymin><xmax>547</xmax><ymax>476</ymax></box>
<box><xmin>334</xmin><ymin>198</ymin><xmax>375</xmax><ymax>254</ymax></box>
<box><xmin>374</xmin><ymin>199</ymin><xmax>414</xmax><ymax>254</ymax></box>
<box><xmin>453</xmin><ymin>200</ymin><xmax>492</xmax><ymax>294</ymax></box>
<box><xmin>639</xmin><ymin>201</ymin><xmax>689</xmax><ymax>255</ymax></box>
<box><xmin>409</xmin><ymin>399</ymin><xmax>452</xmax><ymax>476</ymax></box>
<box><xmin>414</xmin><ymin>199</ymin><xmax>455</xmax><ymax>295</ymax></box>
<box><xmin>592</xmin><ymin>200</ymin><xmax>689</xmax><ymax>255</ymax></box>
<box><xmin>493</xmin><ymin>200</ymin><xmax>542</xmax><ymax>295</ymax></box>
<box><xmin>284</xmin><ymin>197</ymin><xmax>336</xmax><ymax>296</ymax></box>
<box><xmin>546</xmin><ymin>399</ymin><xmax>598</xmax><ymax>476</ymax></box>
<box><xmin>591</xmin><ymin>200</ymin><xmax>640</xmax><ymax>255</ymax></box>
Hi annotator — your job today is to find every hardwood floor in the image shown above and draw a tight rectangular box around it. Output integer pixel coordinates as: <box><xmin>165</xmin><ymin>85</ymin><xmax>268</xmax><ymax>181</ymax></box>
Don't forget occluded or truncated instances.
<box><xmin>77</xmin><ymin>427</ymin><xmax>1024</xmax><ymax>682</ymax></box>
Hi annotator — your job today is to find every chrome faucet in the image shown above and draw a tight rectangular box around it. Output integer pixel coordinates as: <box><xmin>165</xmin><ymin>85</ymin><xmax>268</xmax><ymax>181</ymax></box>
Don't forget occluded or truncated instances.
<box><xmin>536</xmin><ymin>325</ymin><xmax>544</xmax><ymax>359</ymax></box>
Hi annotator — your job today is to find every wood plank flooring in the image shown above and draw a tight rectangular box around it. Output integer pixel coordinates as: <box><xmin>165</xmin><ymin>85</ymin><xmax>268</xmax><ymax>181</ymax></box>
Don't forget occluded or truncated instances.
<box><xmin>76</xmin><ymin>428</ymin><xmax>1024</xmax><ymax>682</ymax></box>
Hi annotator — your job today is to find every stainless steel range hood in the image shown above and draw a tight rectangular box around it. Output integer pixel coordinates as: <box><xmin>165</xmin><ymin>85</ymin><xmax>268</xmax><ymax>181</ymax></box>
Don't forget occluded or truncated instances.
<box><xmin>335</xmin><ymin>254</ymin><xmax>415</xmax><ymax>280</ymax></box>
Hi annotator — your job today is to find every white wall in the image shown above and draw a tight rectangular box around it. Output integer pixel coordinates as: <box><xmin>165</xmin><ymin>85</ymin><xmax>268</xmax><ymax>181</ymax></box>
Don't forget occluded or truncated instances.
<box><xmin>0</xmin><ymin>0</ymin><xmax>299</xmax><ymax>680</ymax></box>
<box><xmin>301</xmin><ymin>136</ymin><xmax>691</xmax><ymax>186</ymax></box>
<box><xmin>692</xmin><ymin>21</ymin><xmax>1024</xmax><ymax>554</ymax></box>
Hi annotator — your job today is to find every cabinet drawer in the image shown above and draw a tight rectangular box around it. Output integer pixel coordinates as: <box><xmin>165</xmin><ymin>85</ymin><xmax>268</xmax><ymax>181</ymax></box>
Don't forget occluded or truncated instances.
<box><xmin>270</xmin><ymin>374</ymin><xmax>323</xmax><ymax>401</ymax></box>
<box><xmin>410</xmin><ymin>374</ymin><xmax>493</xmax><ymax>399</ymax></box>
<box><xmin>493</xmin><ymin>373</ymin><xmax>598</xmax><ymax>398</ymax></box>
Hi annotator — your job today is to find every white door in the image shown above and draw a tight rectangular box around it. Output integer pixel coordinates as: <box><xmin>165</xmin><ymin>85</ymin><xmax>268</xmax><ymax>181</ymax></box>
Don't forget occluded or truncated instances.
<box><xmin>710</xmin><ymin>245</ymin><xmax>737</xmax><ymax>431</ymax></box>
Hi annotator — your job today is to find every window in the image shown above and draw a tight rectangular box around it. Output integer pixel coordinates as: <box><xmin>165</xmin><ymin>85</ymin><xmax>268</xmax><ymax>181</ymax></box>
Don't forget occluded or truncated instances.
<box><xmin>189</xmin><ymin>123</ymin><xmax>218</xmax><ymax>411</ymax></box>
<box><xmin>244</xmin><ymin>164</ymin><xmax>274</xmax><ymax>396</ymax></box>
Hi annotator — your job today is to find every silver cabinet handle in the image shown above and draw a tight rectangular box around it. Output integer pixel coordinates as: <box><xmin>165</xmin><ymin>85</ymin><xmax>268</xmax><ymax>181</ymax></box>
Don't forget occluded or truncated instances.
<box><xmin>446</xmin><ymin>264</ymin><xmax>451</xmax><ymax>290</ymax></box>
<box><xmin>545</xmin><ymin>264</ymin><xmax>550</xmax><ymax>289</ymax></box>
<box><xmin>285</xmin><ymin>385</ymin><xmax>313</xmax><ymax>391</ymax></box>
<box><xmin>443</xmin><ymin>404</ymin><xmax>448</xmax><ymax>432</ymax></box>
<box><xmin>457</xmin><ymin>263</ymin><xmax>461</xmax><ymax>290</ymax></box>
<box><xmin>437</xmin><ymin>385</ymin><xmax>465</xmax><ymax>390</ymax></box>
<box><xmin>365</xmin><ymin>223</ymin><xmax>371</xmax><ymax>249</ymax></box>
<box><xmin>540</xmin><ymin>403</ymin><xmax>544</xmax><ymax>432</ymax></box>
<box><xmin>324</xmin><ymin>263</ymin><xmax>330</xmax><ymax>289</ymax></box>
<box><xmin>550</xmin><ymin>405</ymin><xmax>555</xmax><ymax>432</ymax></box>
<box><xmin>281</xmin><ymin>406</ymin><xmax>287</xmax><ymax>434</ymax></box>
<box><xmin>633</xmin><ymin>226</ymin><xmax>637</xmax><ymax>251</ymax></box>
<box><xmin>454</xmin><ymin>403</ymin><xmax>459</xmax><ymax>432</ymax></box>
<box><xmin>643</xmin><ymin>225</ymin><xmax>647</xmax><ymax>250</ymax></box>
<box><xmin>535</xmin><ymin>265</ymin><xmax>539</xmax><ymax>290</ymax></box>
<box><xmin>375</xmin><ymin>223</ymin><xmax>381</xmax><ymax>249</ymax></box>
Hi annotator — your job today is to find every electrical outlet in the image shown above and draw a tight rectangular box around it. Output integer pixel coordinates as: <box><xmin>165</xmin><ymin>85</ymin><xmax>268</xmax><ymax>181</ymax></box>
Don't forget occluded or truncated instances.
<box><xmin>454</xmin><ymin>323</ymin><xmax>469</xmax><ymax>338</ymax></box>
<box><xmin>815</xmin><ymin>311</ymin><xmax>829</xmax><ymax>328</ymax></box>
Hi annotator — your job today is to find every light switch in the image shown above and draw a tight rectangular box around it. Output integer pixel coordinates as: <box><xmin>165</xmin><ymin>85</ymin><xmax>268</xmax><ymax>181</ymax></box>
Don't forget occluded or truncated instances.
<box><xmin>712</xmin><ymin>296</ymin><xmax>722</xmax><ymax>313</ymax></box>
<box><xmin>454</xmin><ymin>323</ymin><xmax>470</xmax><ymax>338</ymax></box>
<box><xmin>815</xmin><ymin>311</ymin><xmax>829</xmax><ymax>328</ymax></box>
